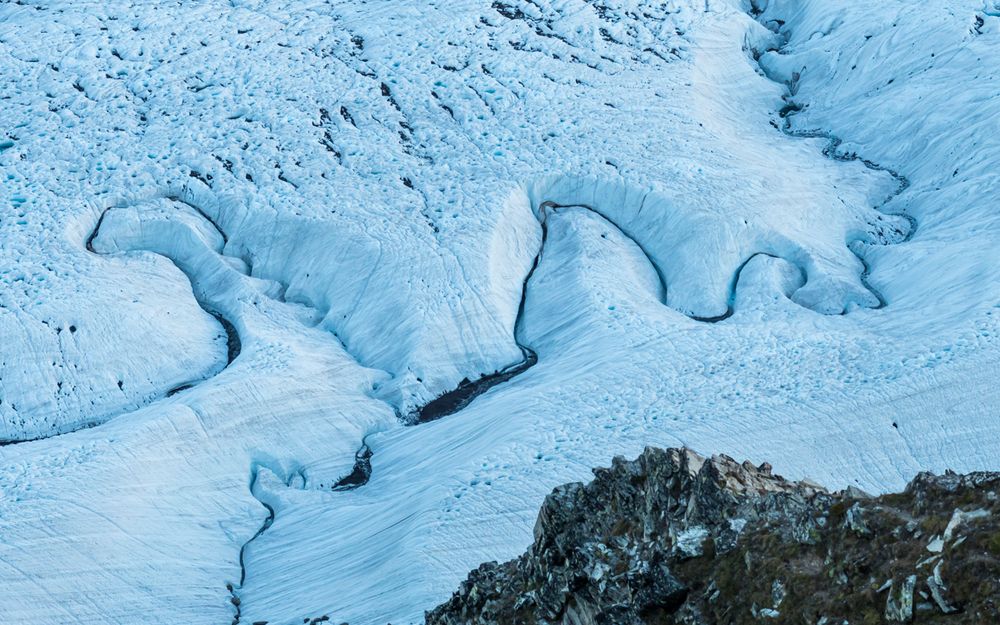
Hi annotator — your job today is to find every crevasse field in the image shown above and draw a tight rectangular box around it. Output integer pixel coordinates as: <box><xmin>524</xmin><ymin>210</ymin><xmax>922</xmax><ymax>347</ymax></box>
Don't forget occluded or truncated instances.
<box><xmin>0</xmin><ymin>0</ymin><xmax>997</xmax><ymax>623</ymax></box>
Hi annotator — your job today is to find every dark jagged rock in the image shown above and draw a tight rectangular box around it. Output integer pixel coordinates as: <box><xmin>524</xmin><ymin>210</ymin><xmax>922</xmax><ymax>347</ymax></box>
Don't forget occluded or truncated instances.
<box><xmin>427</xmin><ymin>447</ymin><xmax>1000</xmax><ymax>625</ymax></box>
<box><xmin>331</xmin><ymin>443</ymin><xmax>373</xmax><ymax>491</ymax></box>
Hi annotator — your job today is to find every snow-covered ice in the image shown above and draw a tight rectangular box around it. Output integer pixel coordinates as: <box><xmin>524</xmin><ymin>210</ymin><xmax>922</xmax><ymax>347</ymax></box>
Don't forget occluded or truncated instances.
<box><xmin>0</xmin><ymin>0</ymin><xmax>997</xmax><ymax>623</ymax></box>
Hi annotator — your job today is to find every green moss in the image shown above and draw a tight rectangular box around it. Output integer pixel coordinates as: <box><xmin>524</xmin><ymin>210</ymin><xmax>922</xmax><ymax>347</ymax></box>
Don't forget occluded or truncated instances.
<box><xmin>879</xmin><ymin>492</ymin><xmax>910</xmax><ymax>507</ymax></box>
<box><xmin>829</xmin><ymin>500</ymin><xmax>848</xmax><ymax>520</ymax></box>
<box><xmin>957</xmin><ymin>489</ymin><xmax>981</xmax><ymax>506</ymax></box>
<box><xmin>987</xmin><ymin>532</ymin><xmax>1000</xmax><ymax>556</ymax></box>
<box><xmin>920</xmin><ymin>515</ymin><xmax>947</xmax><ymax>535</ymax></box>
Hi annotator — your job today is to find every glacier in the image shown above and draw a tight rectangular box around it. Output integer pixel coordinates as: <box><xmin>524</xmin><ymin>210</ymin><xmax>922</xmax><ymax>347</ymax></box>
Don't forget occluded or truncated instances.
<box><xmin>0</xmin><ymin>0</ymin><xmax>997</xmax><ymax>624</ymax></box>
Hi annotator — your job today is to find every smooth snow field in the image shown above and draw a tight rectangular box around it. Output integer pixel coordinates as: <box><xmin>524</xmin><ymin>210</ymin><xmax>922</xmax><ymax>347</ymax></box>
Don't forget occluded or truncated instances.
<box><xmin>1</xmin><ymin>0</ymin><xmax>997</xmax><ymax>623</ymax></box>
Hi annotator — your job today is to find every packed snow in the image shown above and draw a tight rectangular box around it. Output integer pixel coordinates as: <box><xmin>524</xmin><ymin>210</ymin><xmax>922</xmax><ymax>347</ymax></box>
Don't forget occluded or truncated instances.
<box><xmin>0</xmin><ymin>0</ymin><xmax>997</xmax><ymax>624</ymax></box>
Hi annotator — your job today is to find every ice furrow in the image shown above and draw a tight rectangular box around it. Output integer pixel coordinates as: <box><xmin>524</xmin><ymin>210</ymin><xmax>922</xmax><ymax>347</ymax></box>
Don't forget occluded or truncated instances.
<box><xmin>228</xmin><ymin>464</ymin><xmax>306</xmax><ymax>625</ymax></box>
<box><xmin>754</xmin><ymin>19</ymin><xmax>917</xmax><ymax>313</ymax></box>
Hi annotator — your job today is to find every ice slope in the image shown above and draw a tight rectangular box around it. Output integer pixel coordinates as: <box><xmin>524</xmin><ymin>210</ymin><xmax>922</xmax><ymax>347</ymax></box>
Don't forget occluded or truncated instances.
<box><xmin>0</xmin><ymin>0</ymin><xmax>997</xmax><ymax>624</ymax></box>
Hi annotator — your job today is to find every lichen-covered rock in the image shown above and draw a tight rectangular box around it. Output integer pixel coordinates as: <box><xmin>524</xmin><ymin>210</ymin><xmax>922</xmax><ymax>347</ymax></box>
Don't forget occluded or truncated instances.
<box><xmin>426</xmin><ymin>447</ymin><xmax>1000</xmax><ymax>625</ymax></box>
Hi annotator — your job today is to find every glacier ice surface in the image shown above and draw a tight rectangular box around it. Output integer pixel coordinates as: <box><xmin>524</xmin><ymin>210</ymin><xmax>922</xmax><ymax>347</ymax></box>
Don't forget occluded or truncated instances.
<box><xmin>0</xmin><ymin>0</ymin><xmax>997</xmax><ymax>624</ymax></box>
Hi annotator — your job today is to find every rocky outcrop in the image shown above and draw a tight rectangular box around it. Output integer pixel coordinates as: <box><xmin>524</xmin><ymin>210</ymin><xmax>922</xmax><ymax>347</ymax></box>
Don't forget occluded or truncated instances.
<box><xmin>426</xmin><ymin>448</ymin><xmax>1000</xmax><ymax>625</ymax></box>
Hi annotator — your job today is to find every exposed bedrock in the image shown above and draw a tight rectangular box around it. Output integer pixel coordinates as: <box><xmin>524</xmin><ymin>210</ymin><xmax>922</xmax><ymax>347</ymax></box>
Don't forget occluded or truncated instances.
<box><xmin>331</xmin><ymin>438</ymin><xmax>375</xmax><ymax>491</ymax></box>
<box><xmin>428</xmin><ymin>447</ymin><xmax>1000</xmax><ymax>625</ymax></box>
